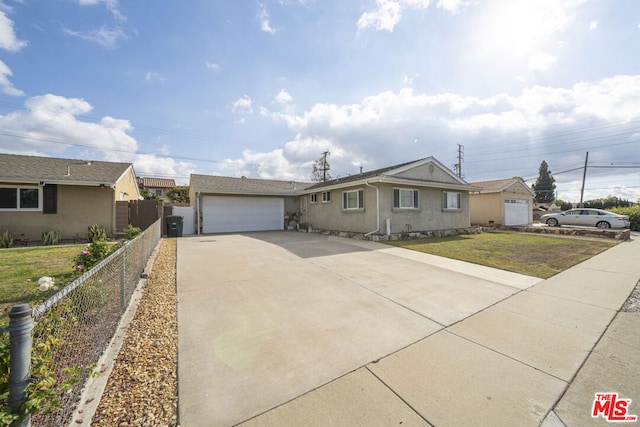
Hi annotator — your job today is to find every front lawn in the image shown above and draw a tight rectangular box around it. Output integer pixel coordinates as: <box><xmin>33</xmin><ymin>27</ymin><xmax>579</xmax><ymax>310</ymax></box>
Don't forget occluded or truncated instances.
<box><xmin>0</xmin><ymin>245</ymin><xmax>85</xmax><ymax>326</ymax></box>
<box><xmin>384</xmin><ymin>232</ymin><xmax>616</xmax><ymax>279</ymax></box>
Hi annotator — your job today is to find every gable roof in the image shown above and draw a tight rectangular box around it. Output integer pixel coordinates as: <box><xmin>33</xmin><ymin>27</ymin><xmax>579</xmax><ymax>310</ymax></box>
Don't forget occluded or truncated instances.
<box><xmin>190</xmin><ymin>174</ymin><xmax>313</xmax><ymax>196</ymax></box>
<box><xmin>0</xmin><ymin>153</ymin><xmax>134</xmax><ymax>186</ymax></box>
<box><xmin>304</xmin><ymin>157</ymin><xmax>475</xmax><ymax>192</ymax></box>
<box><xmin>470</xmin><ymin>178</ymin><xmax>535</xmax><ymax>195</ymax></box>
<box><xmin>138</xmin><ymin>177</ymin><xmax>176</xmax><ymax>189</ymax></box>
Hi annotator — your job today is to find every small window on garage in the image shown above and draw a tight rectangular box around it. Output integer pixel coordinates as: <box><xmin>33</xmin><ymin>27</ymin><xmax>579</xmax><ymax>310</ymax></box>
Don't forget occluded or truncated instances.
<box><xmin>442</xmin><ymin>191</ymin><xmax>461</xmax><ymax>210</ymax></box>
<box><xmin>342</xmin><ymin>189</ymin><xmax>364</xmax><ymax>210</ymax></box>
<box><xmin>393</xmin><ymin>188</ymin><xmax>419</xmax><ymax>209</ymax></box>
<box><xmin>310</xmin><ymin>193</ymin><xmax>317</xmax><ymax>204</ymax></box>
<box><xmin>322</xmin><ymin>191</ymin><xmax>331</xmax><ymax>203</ymax></box>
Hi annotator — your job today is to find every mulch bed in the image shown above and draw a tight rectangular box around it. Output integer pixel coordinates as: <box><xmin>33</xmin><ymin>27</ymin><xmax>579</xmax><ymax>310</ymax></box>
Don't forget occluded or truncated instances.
<box><xmin>91</xmin><ymin>238</ymin><xmax>179</xmax><ymax>426</ymax></box>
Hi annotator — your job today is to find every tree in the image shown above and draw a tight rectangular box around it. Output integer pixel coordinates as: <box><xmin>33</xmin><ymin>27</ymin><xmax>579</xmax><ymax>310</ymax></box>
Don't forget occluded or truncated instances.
<box><xmin>531</xmin><ymin>160</ymin><xmax>556</xmax><ymax>204</ymax></box>
<box><xmin>141</xmin><ymin>188</ymin><xmax>159</xmax><ymax>200</ymax></box>
<box><xmin>311</xmin><ymin>151</ymin><xmax>332</xmax><ymax>182</ymax></box>
<box><xmin>167</xmin><ymin>186</ymin><xmax>190</xmax><ymax>203</ymax></box>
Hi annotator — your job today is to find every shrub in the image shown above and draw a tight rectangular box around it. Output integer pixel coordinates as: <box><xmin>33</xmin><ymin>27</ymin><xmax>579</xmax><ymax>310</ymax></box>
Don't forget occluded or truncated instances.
<box><xmin>41</xmin><ymin>230</ymin><xmax>61</xmax><ymax>246</ymax></box>
<box><xmin>609</xmin><ymin>206</ymin><xmax>640</xmax><ymax>231</ymax></box>
<box><xmin>0</xmin><ymin>230</ymin><xmax>13</xmax><ymax>248</ymax></box>
<box><xmin>126</xmin><ymin>224</ymin><xmax>142</xmax><ymax>240</ymax></box>
<box><xmin>87</xmin><ymin>224</ymin><xmax>107</xmax><ymax>243</ymax></box>
<box><xmin>73</xmin><ymin>240</ymin><xmax>121</xmax><ymax>274</ymax></box>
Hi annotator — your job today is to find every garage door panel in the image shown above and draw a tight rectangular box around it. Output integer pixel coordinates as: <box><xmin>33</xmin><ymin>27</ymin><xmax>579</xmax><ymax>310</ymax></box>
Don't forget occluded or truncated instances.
<box><xmin>504</xmin><ymin>199</ymin><xmax>530</xmax><ymax>226</ymax></box>
<box><xmin>203</xmin><ymin>196</ymin><xmax>284</xmax><ymax>233</ymax></box>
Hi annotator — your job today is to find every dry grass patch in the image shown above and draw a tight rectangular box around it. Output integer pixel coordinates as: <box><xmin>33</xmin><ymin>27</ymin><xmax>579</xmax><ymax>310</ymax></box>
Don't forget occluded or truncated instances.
<box><xmin>385</xmin><ymin>231</ymin><xmax>616</xmax><ymax>279</ymax></box>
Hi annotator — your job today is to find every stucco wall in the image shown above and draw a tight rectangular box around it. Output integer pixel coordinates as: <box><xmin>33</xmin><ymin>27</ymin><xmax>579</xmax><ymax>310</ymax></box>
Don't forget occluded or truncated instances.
<box><xmin>469</xmin><ymin>192</ymin><xmax>503</xmax><ymax>225</ymax></box>
<box><xmin>305</xmin><ymin>183</ymin><xmax>470</xmax><ymax>234</ymax></box>
<box><xmin>114</xmin><ymin>168</ymin><xmax>141</xmax><ymax>201</ymax></box>
<box><xmin>395</xmin><ymin>163</ymin><xmax>460</xmax><ymax>184</ymax></box>
<box><xmin>1</xmin><ymin>185</ymin><xmax>115</xmax><ymax>241</ymax></box>
<box><xmin>303</xmin><ymin>186</ymin><xmax>377</xmax><ymax>233</ymax></box>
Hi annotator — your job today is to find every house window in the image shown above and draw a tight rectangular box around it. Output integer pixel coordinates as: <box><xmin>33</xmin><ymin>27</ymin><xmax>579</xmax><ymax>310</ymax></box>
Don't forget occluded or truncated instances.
<box><xmin>322</xmin><ymin>191</ymin><xmax>331</xmax><ymax>203</ymax></box>
<box><xmin>342</xmin><ymin>189</ymin><xmax>364</xmax><ymax>210</ymax></box>
<box><xmin>0</xmin><ymin>186</ymin><xmax>40</xmax><ymax>210</ymax></box>
<box><xmin>443</xmin><ymin>191</ymin><xmax>461</xmax><ymax>210</ymax></box>
<box><xmin>393</xmin><ymin>188</ymin><xmax>419</xmax><ymax>209</ymax></box>
<box><xmin>310</xmin><ymin>194</ymin><xmax>317</xmax><ymax>204</ymax></box>
<box><xmin>150</xmin><ymin>189</ymin><xmax>163</xmax><ymax>197</ymax></box>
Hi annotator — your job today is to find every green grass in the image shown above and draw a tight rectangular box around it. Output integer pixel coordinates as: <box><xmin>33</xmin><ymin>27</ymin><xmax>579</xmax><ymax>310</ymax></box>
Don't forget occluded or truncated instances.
<box><xmin>385</xmin><ymin>232</ymin><xmax>617</xmax><ymax>279</ymax></box>
<box><xmin>0</xmin><ymin>245</ymin><xmax>85</xmax><ymax>326</ymax></box>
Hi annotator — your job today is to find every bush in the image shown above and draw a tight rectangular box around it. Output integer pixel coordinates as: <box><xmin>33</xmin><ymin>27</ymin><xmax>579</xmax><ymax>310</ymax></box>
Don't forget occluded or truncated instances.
<box><xmin>0</xmin><ymin>230</ymin><xmax>13</xmax><ymax>248</ymax></box>
<box><xmin>87</xmin><ymin>224</ymin><xmax>107</xmax><ymax>243</ymax></box>
<box><xmin>126</xmin><ymin>224</ymin><xmax>142</xmax><ymax>240</ymax></box>
<box><xmin>609</xmin><ymin>206</ymin><xmax>640</xmax><ymax>231</ymax></box>
<box><xmin>41</xmin><ymin>230</ymin><xmax>61</xmax><ymax>246</ymax></box>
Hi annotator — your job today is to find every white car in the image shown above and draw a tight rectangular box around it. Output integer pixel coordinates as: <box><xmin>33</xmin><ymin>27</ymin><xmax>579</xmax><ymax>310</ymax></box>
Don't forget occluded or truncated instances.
<box><xmin>540</xmin><ymin>208</ymin><xmax>630</xmax><ymax>229</ymax></box>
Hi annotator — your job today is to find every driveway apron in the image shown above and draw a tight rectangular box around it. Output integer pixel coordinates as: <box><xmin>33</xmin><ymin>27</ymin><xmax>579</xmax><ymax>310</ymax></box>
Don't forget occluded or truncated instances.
<box><xmin>177</xmin><ymin>232</ymin><xmax>540</xmax><ymax>426</ymax></box>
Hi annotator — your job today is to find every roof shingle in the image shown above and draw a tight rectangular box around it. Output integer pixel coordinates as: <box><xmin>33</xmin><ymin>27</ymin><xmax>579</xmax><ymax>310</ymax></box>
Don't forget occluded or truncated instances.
<box><xmin>0</xmin><ymin>153</ymin><xmax>132</xmax><ymax>184</ymax></box>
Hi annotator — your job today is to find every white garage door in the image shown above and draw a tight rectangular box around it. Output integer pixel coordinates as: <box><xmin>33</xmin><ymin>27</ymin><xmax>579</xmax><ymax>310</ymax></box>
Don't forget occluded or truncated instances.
<box><xmin>202</xmin><ymin>196</ymin><xmax>284</xmax><ymax>233</ymax></box>
<box><xmin>504</xmin><ymin>199</ymin><xmax>530</xmax><ymax>226</ymax></box>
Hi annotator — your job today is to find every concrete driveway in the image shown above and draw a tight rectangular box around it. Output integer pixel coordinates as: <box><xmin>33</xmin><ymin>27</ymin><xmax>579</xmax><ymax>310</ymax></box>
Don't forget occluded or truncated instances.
<box><xmin>177</xmin><ymin>231</ymin><xmax>542</xmax><ymax>426</ymax></box>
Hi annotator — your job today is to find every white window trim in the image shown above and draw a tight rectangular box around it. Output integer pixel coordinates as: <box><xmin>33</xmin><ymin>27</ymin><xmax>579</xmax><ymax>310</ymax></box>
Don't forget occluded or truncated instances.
<box><xmin>342</xmin><ymin>189</ymin><xmax>364</xmax><ymax>210</ymax></box>
<box><xmin>0</xmin><ymin>185</ymin><xmax>42</xmax><ymax>212</ymax></box>
<box><xmin>310</xmin><ymin>193</ymin><xmax>318</xmax><ymax>204</ymax></box>
<box><xmin>322</xmin><ymin>191</ymin><xmax>331</xmax><ymax>203</ymax></box>
<box><xmin>443</xmin><ymin>191</ymin><xmax>461</xmax><ymax>211</ymax></box>
<box><xmin>393</xmin><ymin>188</ymin><xmax>419</xmax><ymax>209</ymax></box>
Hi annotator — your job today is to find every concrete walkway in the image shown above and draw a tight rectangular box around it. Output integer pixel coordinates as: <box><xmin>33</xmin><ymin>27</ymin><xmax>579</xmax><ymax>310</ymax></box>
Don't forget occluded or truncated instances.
<box><xmin>177</xmin><ymin>232</ymin><xmax>640</xmax><ymax>426</ymax></box>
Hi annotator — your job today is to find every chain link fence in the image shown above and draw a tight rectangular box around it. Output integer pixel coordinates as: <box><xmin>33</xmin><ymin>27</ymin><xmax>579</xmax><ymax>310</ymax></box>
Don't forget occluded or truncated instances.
<box><xmin>23</xmin><ymin>219</ymin><xmax>162</xmax><ymax>427</ymax></box>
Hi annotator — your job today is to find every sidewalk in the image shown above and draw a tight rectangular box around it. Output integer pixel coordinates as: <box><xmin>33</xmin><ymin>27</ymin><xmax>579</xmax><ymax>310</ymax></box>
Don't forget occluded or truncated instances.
<box><xmin>178</xmin><ymin>233</ymin><xmax>640</xmax><ymax>426</ymax></box>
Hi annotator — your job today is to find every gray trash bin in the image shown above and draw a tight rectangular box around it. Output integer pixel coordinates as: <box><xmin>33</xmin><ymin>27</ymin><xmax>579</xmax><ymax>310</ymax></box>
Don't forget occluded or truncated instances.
<box><xmin>166</xmin><ymin>215</ymin><xmax>184</xmax><ymax>237</ymax></box>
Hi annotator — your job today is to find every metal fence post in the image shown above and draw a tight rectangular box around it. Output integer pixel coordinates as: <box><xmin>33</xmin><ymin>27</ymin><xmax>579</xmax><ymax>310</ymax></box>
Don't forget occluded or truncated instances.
<box><xmin>8</xmin><ymin>303</ymin><xmax>33</xmax><ymax>427</ymax></box>
<box><xmin>121</xmin><ymin>250</ymin><xmax>126</xmax><ymax>311</ymax></box>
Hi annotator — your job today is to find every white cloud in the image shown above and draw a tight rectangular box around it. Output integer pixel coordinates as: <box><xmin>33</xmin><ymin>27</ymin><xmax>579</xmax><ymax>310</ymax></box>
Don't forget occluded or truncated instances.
<box><xmin>206</xmin><ymin>62</ymin><xmax>221</xmax><ymax>71</ymax></box>
<box><xmin>0</xmin><ymin>94</ymin><xmax>195</xmax><ymax>184</ymax></box>
<box><xmin>0</xmin><ymin>60</ymin><xmax>24</xmax><ymax>96</ymax></box>
<box><xmin>144</xmin><ymin>71</ymin><xmax>166</xmax><ymax>84</ymax></box>
<box><xmin>589</xmin><ymin>20</ymin><xmax>598</xmax><ymax>30</ymax></box>
<box><xmin>357</xmin><ymin>0</ymin><xmax>470</xmax><ymax>31</ymax></box>
<box><xmin>0</xmin><ymin>10</ymin><xmax>27</xmax><ymax>52</ymax></box>
<box><xmin>436</xmin><ymin>0</ymin><xmax>472</xmax><ymax>13</ymax></box>
<box><xmin>528</xmin><ymin>51</ymin><xmax>558</xmax><ymax>71</ymax></box>
<box><xmin>232</xmin><ymin>95</ymin><xmax>254</xmax><ymax>115</ymax></box>
<box><xmin>222</xmin><ymin>75</ymin><xmax>640</xmax><ymax>202</ymax></box>
<box><xmin>63</xmin><ymin>25</ymin><xmax>126</xmax><ymax>49</ymax></box>
<box><xmin>258</xmin><ymin>2</ymin><xmax>277</xmax><ymax>34</ymax></box>
<box><xmin>64</xmin><ymin>0</ymin><xmax>127</xmax><ymax>48</ymax></box>
<box><xmin>0</xmin><ymin>94</ymin><xmax>137</xmax><ymax>155</ymax></box>
<box><xmin>275</xmin><ymin>89</ymin><xmax>293</xmax><ymax>104</ymax></box>
<box><xmin>357</xmin><ymin>0</ymin><xmax>402</xmax><ymax>31</ymax></box>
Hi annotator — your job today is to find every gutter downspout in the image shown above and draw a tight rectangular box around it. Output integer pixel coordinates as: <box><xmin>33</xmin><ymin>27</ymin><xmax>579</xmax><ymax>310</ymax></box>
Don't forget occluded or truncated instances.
<box><xmin>365</xmin><ymin>182</ymin><xmax>379</xmax><ymax>237</ymax></box>
<box><xmin>196</xmin><ymin>191</ymin><xmax>201</xmax><ymax>235</ymax></box>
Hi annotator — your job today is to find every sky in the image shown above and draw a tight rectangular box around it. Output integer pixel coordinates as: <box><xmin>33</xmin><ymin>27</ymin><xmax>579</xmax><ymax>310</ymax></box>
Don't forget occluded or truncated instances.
<box><xmin>1</xmin><ymin>0</ymin><xmax>640</xmax><ymax>203</ymax></box>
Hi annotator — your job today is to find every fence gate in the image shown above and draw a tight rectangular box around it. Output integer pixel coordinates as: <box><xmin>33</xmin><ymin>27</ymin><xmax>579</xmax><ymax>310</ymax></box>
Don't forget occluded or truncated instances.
<box><xmin>116</xmin><ymin>200</ymin><xmax>163</xmax><ymax>233</ymax></box>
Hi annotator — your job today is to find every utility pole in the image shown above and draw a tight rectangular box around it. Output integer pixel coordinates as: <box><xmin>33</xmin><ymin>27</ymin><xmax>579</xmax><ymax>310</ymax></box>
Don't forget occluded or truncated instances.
<box><xmin>321</xmin><ymin>151</ymin><xmax>330</xmax><ymax>182</ymax></box>
<box><xmin>454</xmin><ymin>144</ymin><xmax>464</xmax><ymax>178</ymax></box>
<box><xmin>579</xmin><ymin>151</ymin><xmax>589</xmax><ymax>208</ymax></box>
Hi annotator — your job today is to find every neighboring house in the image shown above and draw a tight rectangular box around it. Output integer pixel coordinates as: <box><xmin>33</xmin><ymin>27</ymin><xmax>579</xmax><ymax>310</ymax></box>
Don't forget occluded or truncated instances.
<box><xmin>301</xmin><ymin>157</ymin><xmax>476</xmax><ymax>235</ymax></box>
<box><xmin>0</xmin><ymin>153</ymin><xmax>141</xmax><ymax>241</ymax></box>
<box><xmin>137</xmin><ymin>177</ymin><xmax>176</xmax><ymax>202</ymax></box>
<box><xmin>189</xmin><ymin>174</ymin><xmax>311</xmax><ymax>234</ymax></box>
<box><xmin>189</xmin><ymin>157</ymin><xmax>476</xmax><ymax>236</ymax></box>
<box><xmin>469</xmin><ymin>178</ymin><xmax>535</xmax><ymax>226</ymax></box>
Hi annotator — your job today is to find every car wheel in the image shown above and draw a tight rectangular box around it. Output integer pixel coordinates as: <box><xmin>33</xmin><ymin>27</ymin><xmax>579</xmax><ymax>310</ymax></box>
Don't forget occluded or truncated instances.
<box><xmin>596</xmin><ymin>221</ymin><xmax>611</xmax><ymax>229</ymax></box>
<box><xmin>546</xmin><ymin>218</ymin><xmax>559</xmax><ymax>227</ymax></box>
